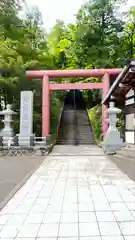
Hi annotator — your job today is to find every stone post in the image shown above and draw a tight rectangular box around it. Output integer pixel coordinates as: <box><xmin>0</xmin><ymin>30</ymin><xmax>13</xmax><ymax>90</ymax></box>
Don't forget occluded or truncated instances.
<box><xmin>0</xmin><ymin>104</ymin><xmax>16</xmax><ymax>145</ymax></box>
<box><xmin>18</xmin><ymin>91</ymin><xmax>35</xmax><ymax>147</ymax></box>
<box><xmin>102</xmin><ymin>101</ymin><xmax>126</xmax><ymax>154</ymax></box>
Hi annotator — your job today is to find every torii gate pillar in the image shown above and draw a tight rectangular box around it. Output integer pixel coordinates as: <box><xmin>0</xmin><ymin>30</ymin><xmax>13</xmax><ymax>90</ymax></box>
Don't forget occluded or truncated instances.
<box><xmin>102</xmin><ymin>73</ymin><xmax>110</xmax><ymax>136</ymax></box>
<box><xmin>42</xmin><ymin>75</ymin><xmax>50</xmax><ymax>137</ymax></box>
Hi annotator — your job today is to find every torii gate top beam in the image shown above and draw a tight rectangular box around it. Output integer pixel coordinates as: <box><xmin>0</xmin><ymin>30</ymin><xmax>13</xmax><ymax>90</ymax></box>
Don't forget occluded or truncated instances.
<box><xmin>26</xmin><ymin>68</ymin><xmax>121</xmax><ymax>79</ymax></box>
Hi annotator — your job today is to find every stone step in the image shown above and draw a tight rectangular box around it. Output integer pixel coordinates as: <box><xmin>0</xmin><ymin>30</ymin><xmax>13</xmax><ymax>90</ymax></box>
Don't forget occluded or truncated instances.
<box><xmin>57</xmin><ymin>141</ymin><xmax>95</xmax><ymax>145</ymax></box>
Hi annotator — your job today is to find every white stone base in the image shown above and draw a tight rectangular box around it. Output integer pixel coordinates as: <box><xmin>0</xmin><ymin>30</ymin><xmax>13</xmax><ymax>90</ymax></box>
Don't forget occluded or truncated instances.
<box><xmin>2</xmin><ymin>136</ymin><xmax>14</xmax><ymax>147</ymax></box>
<box><xmin>102</xmin><ymin>128</ymin><xmax>126</xmax><ymax>154</ymax></box>
<box><xmin>17</xmin><ymin>134</ymin><xmax>35</xmax><ymax>147</ymax></box>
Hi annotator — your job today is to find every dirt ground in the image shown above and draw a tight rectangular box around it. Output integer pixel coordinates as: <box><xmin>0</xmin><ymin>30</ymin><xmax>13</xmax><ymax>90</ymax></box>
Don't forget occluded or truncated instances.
<box><xmin>0</xmin><ymin>155</ymin><xmax>44</xmax><ymax>210</ymax></box>
<box><xmin>109</xmin><ymin>154</ymin><xmax>135</xmax><ymax>183</ymax></box>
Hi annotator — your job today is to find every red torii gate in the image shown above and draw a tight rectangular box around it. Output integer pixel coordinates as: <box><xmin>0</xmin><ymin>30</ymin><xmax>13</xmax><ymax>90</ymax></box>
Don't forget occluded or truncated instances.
<box><xmin>26</xmin><ymin>68</ymin><xmax>121</xmax><ymax>138</ymax></box>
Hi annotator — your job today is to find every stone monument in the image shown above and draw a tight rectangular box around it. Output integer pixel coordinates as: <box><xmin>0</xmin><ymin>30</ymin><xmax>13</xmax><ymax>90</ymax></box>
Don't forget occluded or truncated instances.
<box><xmin>0</xmin><ymin>104</ymin><xmax>16</xmax><ymax>145</ymax></box>
<box><xmin>102</xmin><ymin>101</ymin><xmax>126</xmax><ymax>154</ymax></box>
<box><xmin>18</xmin><ymin>91</ymin><xmax>34</xmax><ymax>147</ymax></box>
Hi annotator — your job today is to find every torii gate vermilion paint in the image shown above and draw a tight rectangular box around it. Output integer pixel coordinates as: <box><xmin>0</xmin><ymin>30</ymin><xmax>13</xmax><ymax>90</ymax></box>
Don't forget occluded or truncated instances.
<box><xmin>26</xmin><ymin>68</ymin><xmax>121</xmax><ymax>138</ymax></box>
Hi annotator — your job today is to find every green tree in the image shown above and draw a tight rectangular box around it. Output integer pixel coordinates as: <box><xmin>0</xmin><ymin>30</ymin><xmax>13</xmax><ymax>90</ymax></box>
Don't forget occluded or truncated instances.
<box><xmin>73</xmin><ymin>0</ymin><xmax>124</xmax><ymax>68</ymax></box>
<box><xmin>123</xmin><ymin>8</ymin><xmax>135</xmax><ymax>59</ymax></box>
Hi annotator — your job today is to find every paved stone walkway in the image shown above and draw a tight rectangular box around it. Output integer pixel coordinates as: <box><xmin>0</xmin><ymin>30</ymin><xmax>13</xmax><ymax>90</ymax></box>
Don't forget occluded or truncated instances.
<box><xmin>0</xmin><ymin>145</ymin><xmax>135</xmax><ymax>240</ymax></box>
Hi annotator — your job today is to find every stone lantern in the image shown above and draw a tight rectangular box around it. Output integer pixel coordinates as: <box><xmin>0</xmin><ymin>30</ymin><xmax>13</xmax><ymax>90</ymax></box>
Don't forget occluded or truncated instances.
<box><xmin>0</xmin><ymin>104</ymin><xmax>16</xmax><ymax>145</ymax></box>
<box><xmin>102</xmin><ymin>101</ymin><xmax>126</xmax><ymax>154</ymax></box>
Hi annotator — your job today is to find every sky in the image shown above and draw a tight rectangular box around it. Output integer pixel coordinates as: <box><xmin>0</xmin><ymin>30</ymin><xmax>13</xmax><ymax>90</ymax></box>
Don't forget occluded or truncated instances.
<box><xmin>26</xmin><ymin>0</ymin><xmax>135</xmax><ymax>31</ymax></box>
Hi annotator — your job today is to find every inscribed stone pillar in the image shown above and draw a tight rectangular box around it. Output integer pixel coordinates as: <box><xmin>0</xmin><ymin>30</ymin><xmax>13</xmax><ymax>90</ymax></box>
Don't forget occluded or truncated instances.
<box><xmin>18</xmin><ymin>91</ymin><xmax>34</xmax><ymax>147</ymax></box>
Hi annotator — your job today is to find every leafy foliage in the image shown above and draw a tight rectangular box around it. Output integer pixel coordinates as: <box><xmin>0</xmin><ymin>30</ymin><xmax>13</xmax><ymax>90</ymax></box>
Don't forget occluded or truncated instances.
<box><xmin>88</xmin><ymin>105</ymin><xmax>102</xmax><ymax>141</ymax></box>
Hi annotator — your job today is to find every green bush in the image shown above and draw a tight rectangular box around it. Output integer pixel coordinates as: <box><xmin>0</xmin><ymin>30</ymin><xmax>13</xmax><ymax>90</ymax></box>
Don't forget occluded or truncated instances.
<box><xmin>88</xmin><ymin>105</ymin><xmax>102</xmax><ymax>141</ymax></box>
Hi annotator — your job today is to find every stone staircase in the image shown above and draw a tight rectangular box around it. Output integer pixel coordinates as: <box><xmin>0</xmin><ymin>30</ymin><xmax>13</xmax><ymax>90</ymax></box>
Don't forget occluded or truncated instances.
<box><xmin>56</xmin><ymin>90</ymin><xmax>96</xmax><ymax>145</ymax></box>
<box><xmin>75</xmin><ymin>110</ymin><xmax>95</xmax><ymax>144</ymax></box>
<box><xmin>57</xmin><ymin>110</ymin><xmax>76</xmax><ymax>145</ymax></box>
